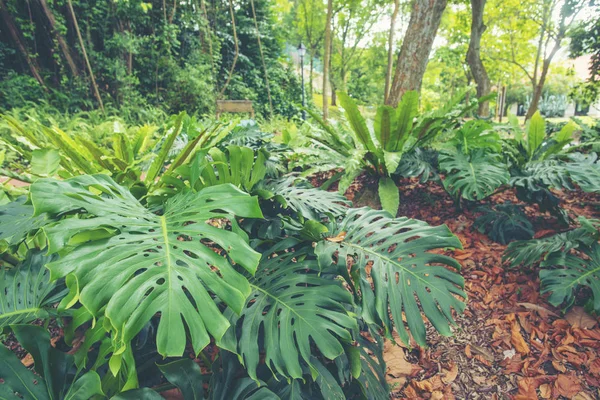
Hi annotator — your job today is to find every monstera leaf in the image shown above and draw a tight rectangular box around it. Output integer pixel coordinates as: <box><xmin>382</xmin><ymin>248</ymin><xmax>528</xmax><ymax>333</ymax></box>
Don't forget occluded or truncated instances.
<box><xmin>397</xmin><ymin>148</ymin><xmax>439</xmax><ymax>183</ymax></box>
<box><xmin>510</xmin><ymin>159</ymin><xmax>573</xmax><ymax>192</ymax></box>
<box><xmin>0</xmin><ymin>324</ymin><xmax>104</xmax><ymax>400</ymax></box>
<box><xmin>316</xmin><ymin>208</ymin><xmax>465</xmax><ymax>346</ymax></box>
<box><xmin>30</xmin><ymin>174</ymin><xmax>263</xmax><ymax>358</ymax></box>
<box><xmin>261</xmin><ymin>178</ymin><xmax>350</xmax><ymax>220</ymax></box>
<box><xmin>504</xmin><ymin>218</ymin><xmax>600</xmax><ymax>268</ymax></box>
<box><xmin>540</xmin><ymin>243</ymin><xmax>600</xmax><ymax>313</ymax></box>
<box><xmin>474</xmin><ymin>203</ymin><xmax>534</xmax><ymax>245</ymax></box>
<box><xmin>0</xmin><ymin>196</ymin><xmax>48</xmax><ymax>246</ymax></box>
<box><xmin>440</xmin><ymin>149</ymin><xmax>509</xmax><ymax>201</ymax></box>
<box><xmin>0</xmin><ymin>250</ymin><xmax>64</xmax><ymax>330</ymax></box>
<box><xmin>219</xmin><ymin>240</ymin><xmax>357</xmax><ymax>381</ymax></box>
<box><xmin>566</xmin><ymin>153</ymin><xmax>600</xmax><ymax>193</ymax></box>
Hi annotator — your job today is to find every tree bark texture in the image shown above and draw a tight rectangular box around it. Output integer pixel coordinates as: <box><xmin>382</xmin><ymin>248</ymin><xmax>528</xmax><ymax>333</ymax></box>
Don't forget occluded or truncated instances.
<box><xmin>384</xmin><ymin>0</ymin><xmax>399</xmax><ymax>103</ymax></box>
<box><xmin>37</xmin><ymin>0</ymin><xmax>79</xmax><ymax>77</ymax></box>
<box><xmin>466</xmin><ymin>0</ymin><xmax>490</xmax><ymax>117</ymax></box>
<box><xmin>0</xmin><ymin>0</ymin><xmax>46</xmax><ymax>87</ymax></box>
<box><xmin>322</xmin><ymin>0</ymin><xmax>333</xmax><ymax>120</ymax></box>
<box><xmin>386</xmin><ymin>0</ymin><xmax>447</xmax><ymax>107</ymax></box>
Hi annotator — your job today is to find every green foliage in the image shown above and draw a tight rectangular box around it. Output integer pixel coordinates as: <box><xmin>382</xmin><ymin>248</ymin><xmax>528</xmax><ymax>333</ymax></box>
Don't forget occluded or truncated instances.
<box><xmin>0</xmin><ymin>324</ymin><xmax>104</xmax><ymax>400</ymax></box>
<box><xmin>316</xmin><ymin>208</ymin><xmax>465</xmax><ymax>346</ymax></box>
<box><xmin>0</xmin><ymin>250</ymin><xmax>64</xmax><ymax>330</ymax></box>
<box><xmin>440</xmin><ymin>149</ymin><xmax>509</xmax><ymax>201</ymax></box>
<box><xmin>474</xmin><ymin>203</ymin><xmax>534</xmax><ymax>244</ymax></box>
<box><xmin>504</xmin><ymin>217</ymin><xmax>600</xmax><ymax>268</ymax></box>
<box><xmin>31</xmin><ymin>175</ymin><xmax>263</xmax><ymax>358</ymax></box>
<box><xmin>504</xmin><ymin>218</ymin><xmax>600</xmax><ymax>313</ymax></box>
<box><xmin>220</xmin><ymin>241</ymin><xmax>357</xmax><ymax>381</ymax></box>
<box><xmin>447</xmin><ymin>120</ymin><xmax>501</xmax><ymax>154</ymax></box>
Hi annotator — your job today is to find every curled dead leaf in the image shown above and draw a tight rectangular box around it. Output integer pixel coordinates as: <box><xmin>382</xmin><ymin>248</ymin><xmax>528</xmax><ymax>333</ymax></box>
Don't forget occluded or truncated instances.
<box><xmin>565</xmin><ymin>307</ymin><xmax>597</xmax><ymax>329</ymax></box>
<box><xmin>442</xmin><ymin>363</ymin><xmax>459</xmax><ymax>385</ymax></box>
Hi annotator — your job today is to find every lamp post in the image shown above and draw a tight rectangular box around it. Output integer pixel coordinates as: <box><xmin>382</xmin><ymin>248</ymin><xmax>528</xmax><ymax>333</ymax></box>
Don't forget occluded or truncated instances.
<box><xmin>297</xmin><ymin>42</ymin><xmax>306</xmax><ymax>120</ymax></box>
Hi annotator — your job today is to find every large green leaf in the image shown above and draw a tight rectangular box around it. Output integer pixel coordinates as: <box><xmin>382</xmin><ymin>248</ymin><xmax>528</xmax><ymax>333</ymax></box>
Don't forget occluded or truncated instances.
<box><xmin>157</xmin><ymin>359</ymin><xmax>207</xmax><ymax>399</ymax></box>
<box><xmin>31</xmin><ymin>148</ymin><xmax>61</xmax><ymax>177</ymax></box>
<box><xmin>448</xmin><ymin>120</ymin><xmax>499</xmax><ymax>154</ymax></box>
<box><xmin>209</xmin><ymin>351</ymin><xmax>280</xmax><ymax>400</ymax></box>
<box><xmin>338</xmin><ymin>92</ymin><xmax>377</xmax><ymax>153</ymax></box>
<box><xmin>0</xmin><ymin>250</ymin><xmax>64</xmax><ymax>330</ymax></box>
<box><xmin>316</xmin><ymin>208</ymin><xmax>465</xmax><ymax>346</ymax></box>
<box><xmin>145</xmin><ymin>113</ymin><xmax>184</xmax><ymax>184</ymax></box>
<box><xmin>187</xmin><ymin>145</ymin><xmax>268</xmax><ymax>192</ymax></box>
<box><xmin>260</xmin><ymin>178</ymin><xmax>350</xmax><ymax>220</ymax></box>
<box><xmin>391</xmin><ymin>90</ymin><xmax>419</xmax><ymax>152</ymax></box>
<box><xmin>397</xmin><ymin>148</ymin><xmax>438</xmax><ymax>183</ymax></box>
<box><xmin>504</xmin><ymin>217</ymin><xmax>600</xmax><ymax>268</ymax></box>
<box><xmin>374</xmin><ymin>105</ymin><xmax>394</xmax><ymax>150</ymax></box>
<box><xmin>527</xmin><ymin>111</ymin><xmax>546</xmax><ymax>159</ymax></box>
<box><xmin>378</xmin><ymin>177</ymin><xmax>399</xmax><ymax>217</ymax></box>
<box><xmin>440</xmin><ymin>149</ymin><xmax>509</xmax><ymax>201</ymax></box>
<box><xmin>541</xmin><ymin>242</ymin><xmax>600</xmax><ymax>313</ymax></box>
<box><xmin>510</xmin><ymin>159</ymin><xmax>573</xmax><ymax>192</ymax></box>
<box><xmin>0</xmin><ymin>197</ymin><xmax>47</xmax><ymax>246</ymax></box>
<box><xmin>220</xmin><ymin>240</ymin><xmax>357</xmax><ymax>381</ymax></box>
<box><xmin>0</xmin><ymin>324</ymin><xmax>104</xmax><ymax>400</ymax></box>
<box><xmin>30</xmin><ymin>174</ymin><xmax>263</xmax><ymax>357</ymax></box>
<box><xmin>566</xmin><ymin>153</ymin><xmax>600</xmax><ymax>192</ymax></box>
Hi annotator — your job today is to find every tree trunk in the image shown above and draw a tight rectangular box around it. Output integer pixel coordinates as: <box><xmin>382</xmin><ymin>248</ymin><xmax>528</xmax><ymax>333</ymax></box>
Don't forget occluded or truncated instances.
<box><xmin>0</xmin><ymin>0</ymin><xmax>46</xmax><ymax>88</ymax></box>
<box><xmin>322</xmin><ymin>0</ymin><xmax>333</xmax><ymax>120</ymax></box>
<box><xmin>386</xmin><ymin>0</ymin><xmax>447</xmax><ymax>107</ymax></box>
<box><xmin>66</xmin><ymin>0</ymin><xmax>104</xmax><ymax>112</ymax></box>
<box><xmin>525</xmin><ymin>32</ymin><xmax>563</xmax><ymax>120</ymax></box>
<box><xmin>466</xmin><ymin>0</ymin><xmax>490</xmax><ymax>117</ymax></box>
<box><xmin>37</xmin><ymin>0</ymin><xmax>79</xmax><ymax>77</ymax></box>
<box><xmin>331</xmin><ymin>86</ymin><xmax>336</xmax><ymax>106</ymax></box>
<box><xmin>384</xmin><ymin>0</ymin><xmax>400</xmax><ymax>103</ymax></box>
<box><xmin>309</xmin><ymin>54</ymin><xmax>314</xmax><ymax>99</ymax></box>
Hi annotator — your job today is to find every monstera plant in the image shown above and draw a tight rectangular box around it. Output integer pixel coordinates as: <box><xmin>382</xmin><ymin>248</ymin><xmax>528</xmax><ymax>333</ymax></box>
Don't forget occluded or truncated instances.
<box><xmin>0</xmin><ymin>144</ymin><xmax>467</xmax><ymax>398</ymax></box>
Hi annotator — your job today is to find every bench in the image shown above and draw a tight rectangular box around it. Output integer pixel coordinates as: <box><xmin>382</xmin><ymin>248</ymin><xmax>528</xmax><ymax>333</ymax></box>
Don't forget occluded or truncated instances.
<box><xmin>216</xmin><ymin>100</ymin><xmax>255</xmax><ymax>119</ymax></box>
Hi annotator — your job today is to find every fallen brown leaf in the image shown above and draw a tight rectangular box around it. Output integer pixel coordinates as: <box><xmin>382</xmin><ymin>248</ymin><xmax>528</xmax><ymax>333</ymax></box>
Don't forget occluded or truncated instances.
<box><xmin>441</xmin><ymin>363</ymin><xmax>458</xmax><ymax>385</ymax></box>
<box><xmin>565</xmin><ymin>307</ymin><xmax>598</xmax><ymax>329</ymax></box>
<box><xmin>554</xmin><ymin>374</ymin><xmax>582</xmax><ymax>399</ymax></box>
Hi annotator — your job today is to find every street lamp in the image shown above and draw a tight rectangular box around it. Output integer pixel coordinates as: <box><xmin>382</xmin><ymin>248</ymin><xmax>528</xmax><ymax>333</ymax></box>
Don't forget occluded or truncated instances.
<box><xmin>297</xmin><ymin>42</ymin><xmax>306</xmax><ymax>120</ymax></box>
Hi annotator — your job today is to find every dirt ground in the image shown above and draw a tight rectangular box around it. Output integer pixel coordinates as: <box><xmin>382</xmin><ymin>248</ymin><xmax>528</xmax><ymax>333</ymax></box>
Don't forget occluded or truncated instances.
<box><xmin>336</xmin><ymin>175</ymin><xmax>600</xmax><ymax>400</ymax></box>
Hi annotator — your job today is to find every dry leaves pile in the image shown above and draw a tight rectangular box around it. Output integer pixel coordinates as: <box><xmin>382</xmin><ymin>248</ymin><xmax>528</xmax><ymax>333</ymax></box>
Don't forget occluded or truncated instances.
<box><xmin>375</xmin><ymin>179</ymin><xmax>600</xmax><ymax>399</ymax></box>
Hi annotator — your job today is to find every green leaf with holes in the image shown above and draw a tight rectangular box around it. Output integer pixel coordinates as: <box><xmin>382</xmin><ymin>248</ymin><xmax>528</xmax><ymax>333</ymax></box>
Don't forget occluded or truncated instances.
<box><xmin>439</xmin><ymin>149</ymin><xmax>509</xmax><ymax>201</ymax></box>
<box><xmin>316</xmin><ymin>208</ymin><xmax>465</xmax><ymax>346</ymax></box>
<box><xmin>0</xmin><ymin>250</ymin><xmax>65</xmax><ymax>330</ymax></box>
<box><xmin>219</xmin><ymin>239</ymin><xmax>357</xmax><ymax>381</ymax></box>
<box><xmin>30</xmin><ymin>174</ymin><xmax>263</xmax><ymax>358</ymax></box>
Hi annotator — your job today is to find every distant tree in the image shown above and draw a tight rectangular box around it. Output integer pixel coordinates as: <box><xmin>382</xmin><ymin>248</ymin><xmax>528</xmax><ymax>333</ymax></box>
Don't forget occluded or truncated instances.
<box><xmin>467</xmin><ymin>0</ymin><xmax>491</xmax><ymax>116</ymax></box>
<box><xmin>569</xmin><ymin>4</ymin><xmax>600</xmax><ymax>104</ymax></box>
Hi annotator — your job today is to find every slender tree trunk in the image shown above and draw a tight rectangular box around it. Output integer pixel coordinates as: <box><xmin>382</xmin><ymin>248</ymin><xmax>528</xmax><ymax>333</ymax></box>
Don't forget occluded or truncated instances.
<box><xmin>386</xmin><ymin>0</ymin><xmax>447</xmax><ymax>107</ymax></box>
<box><xmin>309</xmin><ymin>53</ymin><xmax>314</xmax><ymax>98</ymax></box>
<box><xmin>250</xmin><ymin>0</ymin><xmax>273</xmax><ymax>117</ymax></box>
<box><xmin>322</xmin><ymin>0</ymin><xmax>333</xmax><ymax>120</ymax></box>
<box><xmin>384</xmin><ymin>0</ymin><xmax>399</xmax><ymax>103</ymax></box>
<box><xmin>0</xmin><ymin>0</ymin><xmax>46</xmax><ymax>88</ymax></box>
<box><xmin>525</xmin><ymin>43</ymin><xmax>560</xmax><ymax>120</ymax></box>
<box><xmin>466</xmin><ymin>0</ymin><xmax>490</xmax><ymax>116</ymax></box>
<box><xmin>66</xmin><ymin>0</ymin><xmax>104</xmax><ymax>112</ymax></box>
<box><xmin>37</xmin><ymin>0</ymin><xmax>79</xmax><ymax>77</ymax></box>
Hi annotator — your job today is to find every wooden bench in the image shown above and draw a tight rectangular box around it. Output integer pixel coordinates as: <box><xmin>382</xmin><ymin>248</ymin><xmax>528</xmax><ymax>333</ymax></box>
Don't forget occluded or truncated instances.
<box><xmin>216</xmin><ymin>100</ymin><xmax>255</xmax><ymax>119</ymax></box>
